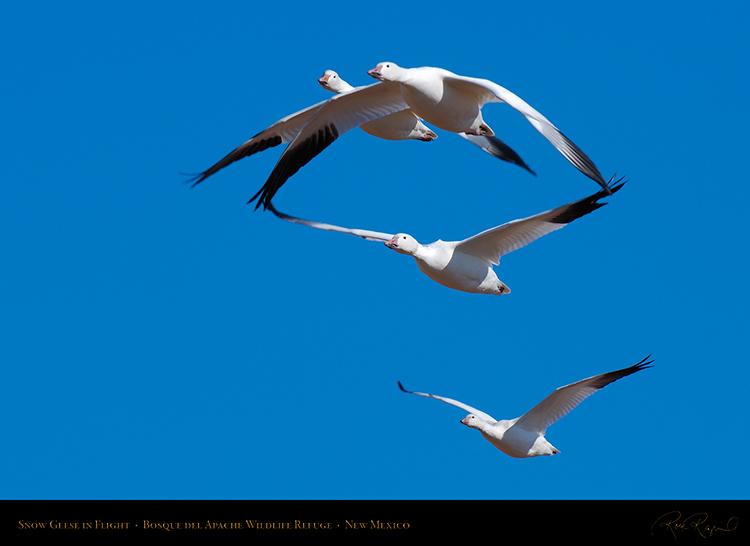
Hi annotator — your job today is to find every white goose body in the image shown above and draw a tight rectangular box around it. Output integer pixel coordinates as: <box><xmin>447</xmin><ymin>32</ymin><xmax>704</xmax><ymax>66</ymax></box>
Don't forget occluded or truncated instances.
<box><xmin>386</xmin><ymin>66</ymin><xmax>488</xmax><ymax>135</ymax></box>
<box><xmin>405</xmin><ymin>237</ymin><xmax>511</xmax><ymax>295</ymax></box>
<box><xmin>399</xmin><ymin>356</ymin><xmax>653</xmax><ymax>458</ymax></box>
<box><xmin>471</xmin><ymin>417</ymin><xmax>558</xmax><ymax>459</ymax></box>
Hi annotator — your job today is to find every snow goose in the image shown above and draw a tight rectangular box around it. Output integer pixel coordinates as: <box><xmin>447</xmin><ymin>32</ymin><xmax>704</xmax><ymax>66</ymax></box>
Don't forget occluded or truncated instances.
<box><xmin>368</xmin><ymin>62</ymin><xmax>607</xmax><ymax>190</ymax></box>
<box><xmin>249</xmin><ymin>62</ymin><xmax>607</xmax><ymax>209</ymax></box>
<box><xmin>398</xmin><ymin>356</ymin><xmax>653</xmax><ymax>458</ymax></box>
<box><xmin>269</xmin><ymin>175</ymin><xmax>624</xmax><ymax>295</ymax></box>
<box><xmin>319</xmin><ymin>70</ymin><xmax>535</xmax><ymax>174</ymax></box>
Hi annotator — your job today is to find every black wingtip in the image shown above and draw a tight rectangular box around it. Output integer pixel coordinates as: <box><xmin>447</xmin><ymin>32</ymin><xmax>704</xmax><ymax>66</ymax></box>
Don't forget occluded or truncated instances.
<box><xmin>548</xmin><ymin>172</ymin><xmax>627</xmax><ymax>225</ymax></box>
<box><xmin>246</xmin><ymin>124</ymin><xmax>339</xmax><ymax>212</ymax></box>
<box><xmin>603</xmin><ymin>172</ymin><xmax>627</xmax><ymax>196</ymax></box>
<box><xmin>594</xmin><ymin>355</ymin><xmax>654</xmax><ymax>391</ymax></box>
<box><xmin>248</xmin><ymin>186</ymin><xmax>265</xmax><ymax>210</ymax></box>
<box><xmin>178</xmin><ymin>171</ymin><xmax>209</xmax><ymax>188</ymax></box>
<box><xmin>518</xmin><ymin>160</ymin><xmax>536</xmax><ymax>177</ymax></box>
<box><xmin>185</xmin><ymin>134</ymin><xmax>286</xmax><ymax>192</ymax></box>
<box><xmin>480</xmin><ymin>135</ymin><xmax>536</xmax><ymax>175</ymax></box>
<box><xmin>397</xmin><ymin>381</ymin><xmax>409</xmax><ymax>393</ymax></box>
<box><xmin>633</xmin><ymin>354</ymin><xmax>655</xmax><ymax>371</ymax></box>
<box><xmin>613</xmin><ymin>355</ymin><xmax>654</xmax><ymax>383</ymax></box>
<box><xmin>588</xmin><ymin>172</ymin><xmax>627</xmax><ymax>202</ymax></box>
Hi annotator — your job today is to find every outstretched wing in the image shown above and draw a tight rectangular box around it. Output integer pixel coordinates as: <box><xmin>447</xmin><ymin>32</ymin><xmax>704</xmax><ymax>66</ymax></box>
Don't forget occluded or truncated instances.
<box><xmin>515</xmin><ymin>356</ymin><xmax>653</xmax><ymax>433</ymax></box>
<box><xmin>250</xmin><ymin>81</ymin><xmax>409</xmax><ymax>209</ymax></box>
<box><xmin>186</xmin><ymin>99</ymin><xmax>328</xmax><ymax>187</ymax></box>
<box><xmin>456</xmin><ymin>175</ymin><xmax>625</xmax><ymax>265</ymax></box>
<box><xmin>268</xmin><ymin>204</ymin><xmax>394</xmax><ymax>242</ymax></box>
<box><xmin>398</xmin><ymin>381</ymin><xmax>497</xmax><ymax>424</ymax></box>
<box><xmin>445</xmin><ymin>73</ymin><xmax>608</xmax><ymax>191</ymax></box>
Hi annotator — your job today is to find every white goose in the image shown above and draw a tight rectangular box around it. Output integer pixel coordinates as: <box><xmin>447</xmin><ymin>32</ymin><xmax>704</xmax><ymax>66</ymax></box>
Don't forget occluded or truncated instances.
<box><xmin>398</xmin><ymin>356</ymin><xmax>653</xmax><ymax>458</ymax></box>
<box><xmin>251</xmin><ymin>62</ymin><xmax>607</xmax><ymax>209</ymax></box>
<box><xmin>367</xmin><ymin>62</ymin><xmax>605</xmax><ymax>186</ymax></box>
<box><xmin>319</xmin><ymin>70</ymin><xmax>535</xmax><ymax>174</ymax></box>
<box><xmin>269</xmin><ymin>176</ymin><xmax>624</xmax><ymax>295</ymax></box>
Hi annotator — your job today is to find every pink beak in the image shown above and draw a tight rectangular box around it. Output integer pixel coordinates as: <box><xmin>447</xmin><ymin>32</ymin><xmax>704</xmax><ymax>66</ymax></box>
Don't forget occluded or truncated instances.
<box><xmin>318</xmin><ymin>74</ymin><xmax>330</xmax><ymax>85</ymax></box>
<box><xmin>385</xmin><ymin>237</ymin><xmax>398</xmax><ymax>249</ymax></box>
<box><xmin>367</xmin><ymin>66</ymin><xmax>382</xmax><ymax>80</ymax></box>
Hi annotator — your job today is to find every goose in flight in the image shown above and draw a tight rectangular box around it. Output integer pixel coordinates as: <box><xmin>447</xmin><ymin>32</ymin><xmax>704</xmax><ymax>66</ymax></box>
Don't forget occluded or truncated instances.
<box><xmin>319</xmin><ymin>70</ymin><xmax>535</xmax><ymax>174</ymax></box>
<box><xmin>367</xmin><ymin>62</ymin><xmax>605</xmax><ymax>187</ymax></box>
<box><xmin>250</xmin><ymin>62</ymin><xmax>607</xmax><ymax>209</ymax></box>
<box><xmin>268</xmin><ymin>176</ymin><xmax>624</xmax><ymax>295</ymax></box>
<box><xmin>398</xmin><ymin>356</ymin><xmax>653</xmax><ymax>458</ymax></box>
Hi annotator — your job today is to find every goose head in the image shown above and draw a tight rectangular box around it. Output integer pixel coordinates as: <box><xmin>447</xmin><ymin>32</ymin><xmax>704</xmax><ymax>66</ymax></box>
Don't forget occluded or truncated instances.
<box><xmin>368</xmin><ymin>62</ymin><xmax>403</xmax><ymax>82</ymax></box>
<box><xmin>318</xmin><ymin>70</ymin><xmax>351</xmax><ymax>93</ymax></box>
<box><xmin>460</xmin><ymin>414</ymin><xmax>481</xmax><ymax>430</ymax></box>
<box><xmin>385</xmin><ymin>233</ymin><xmax>419</xmax><ymax>255</ymax></box>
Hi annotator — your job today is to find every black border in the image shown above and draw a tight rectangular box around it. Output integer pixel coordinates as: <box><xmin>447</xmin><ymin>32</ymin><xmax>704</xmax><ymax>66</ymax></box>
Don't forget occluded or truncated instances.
<box><xmin>3</xmin><ymin>500</ymin><xmax>747</xmax><ymax>541</ymax></box>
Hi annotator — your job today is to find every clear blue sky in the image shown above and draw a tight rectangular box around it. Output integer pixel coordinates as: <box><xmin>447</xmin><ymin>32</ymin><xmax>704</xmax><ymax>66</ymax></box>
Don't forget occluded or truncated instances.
<box><xmin>2</xmin><ymin>1</ymin><xmax>748</xmax><ymax>500</ymax></box>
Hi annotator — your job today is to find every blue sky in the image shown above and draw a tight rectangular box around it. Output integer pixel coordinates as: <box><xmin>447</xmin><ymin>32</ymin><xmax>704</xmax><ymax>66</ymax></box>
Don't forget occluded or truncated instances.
<box><xmin>2</xmin><ymin>1</ymin><xmax>748</xmax><ymax>500</ymax></box>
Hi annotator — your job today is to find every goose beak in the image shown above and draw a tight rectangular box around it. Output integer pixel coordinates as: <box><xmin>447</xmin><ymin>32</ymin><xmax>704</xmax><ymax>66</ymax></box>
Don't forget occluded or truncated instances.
<box><xmin>384</xmin><ymin>237</ymin><xmax>398</xmax><ymax>250</ymax></box>
<box><xmin>318</xmin><ymin>74</ymin><xmax>330</xmax><ymax>87</ymax></box>
<box><xmin>368</xmin><ymin>67</ymin><xmax>382</xmax><ymax>80</ymax></box>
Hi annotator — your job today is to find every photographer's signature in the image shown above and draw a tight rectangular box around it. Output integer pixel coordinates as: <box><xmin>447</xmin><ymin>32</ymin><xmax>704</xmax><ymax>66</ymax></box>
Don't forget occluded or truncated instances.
<box><xmin>651</xmin><ymin>511</ymin><xmax>738</xmax><ymax>539</ymax></box>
